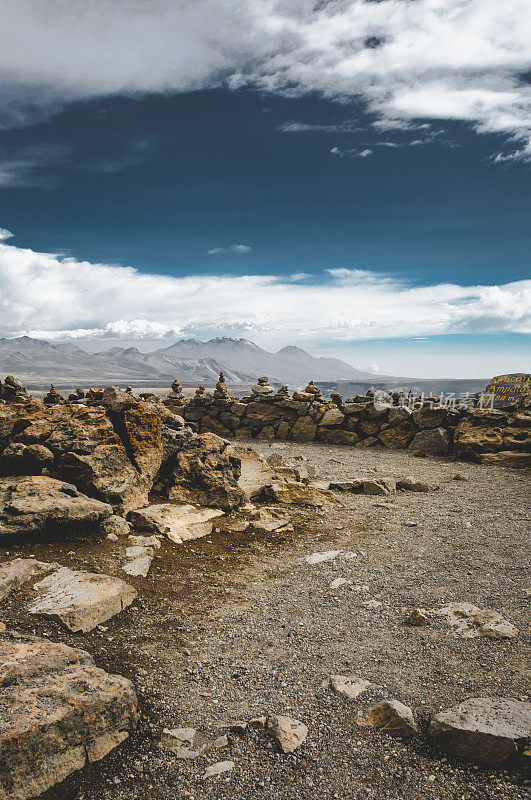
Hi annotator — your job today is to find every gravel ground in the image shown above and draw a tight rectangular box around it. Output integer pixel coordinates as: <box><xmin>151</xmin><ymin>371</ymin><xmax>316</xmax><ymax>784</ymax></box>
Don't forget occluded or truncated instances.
<box><xmin>1</xmin><ymin>443</ymin><xmax>530</xmax><ymax>800</ymax></box>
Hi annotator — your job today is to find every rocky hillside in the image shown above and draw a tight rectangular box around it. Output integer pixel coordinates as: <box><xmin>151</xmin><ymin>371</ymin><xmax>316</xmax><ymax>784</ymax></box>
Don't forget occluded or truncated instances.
<box><xmin>0</xmin><ymin>336</ymin><xmax>372</xmax><ymax>386</ymax></box>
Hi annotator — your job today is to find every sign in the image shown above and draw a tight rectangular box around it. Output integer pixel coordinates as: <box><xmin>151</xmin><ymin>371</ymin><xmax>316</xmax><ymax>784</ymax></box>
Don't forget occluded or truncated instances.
<box><xmin>484</xmin><ymin>373</ymin><xmax>530</xmax><ymax>407</ymax></box>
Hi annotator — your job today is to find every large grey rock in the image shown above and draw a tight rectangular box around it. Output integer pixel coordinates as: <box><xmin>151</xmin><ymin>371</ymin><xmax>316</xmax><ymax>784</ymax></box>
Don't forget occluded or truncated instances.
<box><xmin>29</xmin><ymin>567</ymin><xmax>137</xmax><ymax>632</ymax></box>
<box><xmin>409</xmin><ymin>427</ymin><xmax>450</xmax><ymax>455</ymax></box>
<box><xmin>129</xmin><ymin>503</ymin><xmax>224</xmax><ymax>544</ymax></box>
<box><xmin>0</xmin><ymin>476</ymin><xmax>112</xmax><ymax>537</ymax></box>
<box><xmin>0</xmin><ymin>559</ymin><xmax>58</xmax><ymax>601</ymax></box>
<box><xmin>0</xmin><ymin>632</ymin><xmax>138</xmax><ymax>800</ymax></box>
<box><xmin>429</xmin><ymin>697</ymin><xmax>531</xmax><ymax>766</ymax></box>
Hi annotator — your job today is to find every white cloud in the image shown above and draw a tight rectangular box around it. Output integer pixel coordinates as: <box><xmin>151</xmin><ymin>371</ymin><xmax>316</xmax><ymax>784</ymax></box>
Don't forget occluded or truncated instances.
<box><xmin>0</xmin><ymin>1</ymin><xmax>530</xmax><ymax>158</ymax></box>
<box><xmin>330</xmin><ymin>146</ymin><xmax>373</xmax><ymax>158</ymax></box>
<box><xmin>1</xmin><ymin>230</ymin><xmax>529</xmax><ymax>349</ymax></box>
<box><xmin>207</xmin><ymin>243</ymin><xmax>251</xmax><ymax>255</ymax></box>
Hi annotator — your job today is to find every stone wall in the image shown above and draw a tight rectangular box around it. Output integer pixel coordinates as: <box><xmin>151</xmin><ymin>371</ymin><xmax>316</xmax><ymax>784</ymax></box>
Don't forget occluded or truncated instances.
<box><xmin>166</xmin><ymin>391</ymin><xmax>531</xmax><ymax>467</ymax></box>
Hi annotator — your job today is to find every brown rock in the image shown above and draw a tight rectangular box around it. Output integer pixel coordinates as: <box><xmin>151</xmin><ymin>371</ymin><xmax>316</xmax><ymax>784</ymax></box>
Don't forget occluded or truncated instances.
<box><xmin>319</xmin><ymin>407</ymin><xmax>345</xmax><ymax>427</ymax></box>
<box><xmin>408</xmin><ymin>427</ymin><xmax>450</xmax><ymax>455</ymax></box>
<box><xmin>200</xmin><ymin>415</ymin><xmax>232</xmax><ymax>437</ymax></box>
<box><xmin>317</xmin><ymin>429</ymin><xmax>360</xmax><ymax>445</ymax></box>
<box><xmin>0</xmin><ymin>476</ymin><xmax>112</xmax><ymax>537</ymax></box>
<box><xmin>357</xmin><ymin>700</ymin><xmax>418</xmax><ymax>739</ymax></box>
<box><xmin>478</xmin><ymin>451</ymin><xmax>531</xmax><ymax>467</ymax></box>
<box><xmin>266</xmin><ymin>715</ymin><xmax>308</xmax><ymax>753</ymax></box>
<box><xmin>288</xmin><ymin>417</ymin><xmax>317</xmax><ymax>442</ymax></box>
<box><xmin>362</xmin><ymin>478</ymin><xmax>396</xmax><ymax>495</ymax></box>
<box><xmin>261</xmin><ymin>482</ymin><xmax>337</xmax><ymax>507</ymax></box>
<box><xmin>412</xmin><ymin>406</ymin><xmax>448</xmax><ymax>428</ymax></box>
<box><xmin>0</xmin><ymin>632</ymin><xmax>138</xmax><ymax>800</ymax></box>
<box><xmin>225</xmin><ymin>444</ymin><xmax>276</xmax><ymax>499</ymax></box>
<box><xmin>378</xmin><ymin>421</ymin><xmax>415</xmax><ymax>449</ymax></box>
<box><xmin>162</xmin><ymin>432</ymin><xmax>245</xmax><ymax>510</ymax></box>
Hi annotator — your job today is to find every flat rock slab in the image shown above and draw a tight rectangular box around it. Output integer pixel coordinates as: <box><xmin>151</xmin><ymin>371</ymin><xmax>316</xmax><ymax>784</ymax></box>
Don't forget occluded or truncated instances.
<box><xmin>0</xmin><ymin>558</ymin><xmax>59</xmax><ymax>601</ymax></box>
<box><xmin>0</xmin><ymin>476</ymin><xmax>112</xmax><ymax>537</ymax></box>
<box><xmin>122</xmin><ymin>555</ymin><xmax>153</xmax><ymax>577</ymax></box>
<box><xmin>306</xmin><ymin>549</ymin><xmax>342</xmax><ymax>565</ymax></box>
<box><xmin>160</xmin><ymin>727</ymin><xmax>212</xmax><ymax>759</ymax></box>
<box><xmin>0</xmin><ymin>631</ymin><xmax>138</xmax><ymax>800</ymax></box>
<box><xmin>129</xmin><ymin>503</ymin><xmax>224</xmax><ymax>544</ymax></box>
<box><xmin>262</xmin><ymin>482</ymin><xmax>337</xmax><ymax>507</ymax></box>
<box><xmin>29</xmin><ymin>567</ymin><xmax>137</xmax><ymax>632</ymax></box>
<box><xmin>429</xmin><ymin>697</ymin><xmax>531</xmax><ymax>766</ymax></box>
<box><xmin>430</xmin><ymin>602</ymin><xmax>518</xmax><ymax>639</ymax></box>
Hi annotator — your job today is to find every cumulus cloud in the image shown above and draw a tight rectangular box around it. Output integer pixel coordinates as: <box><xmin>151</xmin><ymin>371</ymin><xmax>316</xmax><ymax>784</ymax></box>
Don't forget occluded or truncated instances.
<box><xmin>0</xmin><ymin>1</ymin><xmax>530</xmax><ymax>158</ymax></box>
<box><xmin>1</xmin><ymin>229</ymin><xmax>529</xmax><ymax>347</ymax></box>
<box><xmin>207</xmin><ymin>244</ymin><xmax>252</xmax><ymax>255</ymax></box>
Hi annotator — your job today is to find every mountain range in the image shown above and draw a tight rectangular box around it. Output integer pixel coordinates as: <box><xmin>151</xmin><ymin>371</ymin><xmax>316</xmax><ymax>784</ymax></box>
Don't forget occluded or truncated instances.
<box><xmin>0</xmin><ymin>336</ymin><xmax>374</xmax><ymax>387</ymax></box>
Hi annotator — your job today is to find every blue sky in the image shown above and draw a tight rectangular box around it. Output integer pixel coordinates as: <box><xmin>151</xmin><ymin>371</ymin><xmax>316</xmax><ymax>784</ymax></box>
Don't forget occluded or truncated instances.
<box><xmin>0</xmin><ymin>1</ymin><xmax>530</xmax><ymax>378</ymax></box>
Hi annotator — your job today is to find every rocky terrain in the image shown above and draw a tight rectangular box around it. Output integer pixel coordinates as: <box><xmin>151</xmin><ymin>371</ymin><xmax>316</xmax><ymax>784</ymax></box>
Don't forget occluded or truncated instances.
<box><xmin>0</xmin><ymin>373</ymin><xmax>529</xmax><ymax>800</ymax></box>
<box><xmin>0</xmin><ymin>336</ymin><xmax>370</xmax><ymax>386</ymax></box>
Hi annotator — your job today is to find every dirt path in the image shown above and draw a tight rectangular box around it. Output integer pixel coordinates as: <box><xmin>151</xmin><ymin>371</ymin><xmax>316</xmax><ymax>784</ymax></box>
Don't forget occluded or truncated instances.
<box><xmin>2</xmin><ymin>444</ymin><xmax>530</xmax><ymax>800</ymax></box>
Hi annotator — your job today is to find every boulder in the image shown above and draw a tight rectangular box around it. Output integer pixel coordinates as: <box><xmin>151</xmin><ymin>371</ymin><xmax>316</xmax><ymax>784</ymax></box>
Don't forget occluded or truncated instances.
<box><xmin>378</xmin><ymin>421</ymin><xmax>415</xmax><ymax>449</ymax></box>
<box><xmin>408</xmin><ymin>427</ymin><xmax>450</xmax><ymax>456</ymax></box>
<box><xmin>288</xmin><ymin>417</ymin><xmax>317</xmax><ymax>442</ymax></box>
<box><xmin>397</xmin><ymin>476</ymin><xmax>438</xmax><ymax>492</ymax></box>
<box><xmin>129</xmin><ymin>503</ymin><xmax>224</xmax><ymax>544</ymax></box>
<box><xmin>4</xmin><ymin>403</ymin><xmax>162</xmax><ymax>513</ymax></box>
<box><xmin>388</xmin><ymin>406</ymin><xmax>412</xmax><ymax>424</ymax></box>
<box><xmin>357</xmin><ymin>700</ymin><xmax>418</xmax><ymax>739</ymax></box>
<box><xmin>160</xmin><ymin>432</ymin><xmax>245</xmax><ymax>510</ymax></box>
<box><xmin>0</xmin><ymin>476</ymin><xmax>112</xmax><ymax>537</ymax></box>
<box><xmin>454</xmin><ymin>409</ymin><xmax>530</xmax><ymax>461</ymax></box>
<box><xmin>412</xmin><ymin>406</ymin><xmax>448</xmax><ymax>428</ymax></box>
<box><xmin>29</xmin><ymin>567</ymin><xmax>137</xmax><ymax>632</ymax></box>
<box><xmin>429</xmin><ymin>697</ymin><xmax>531</xmax><ymax>766</ymax></box>
<box><xmin>262</xmin><ymin>482</ymin><xmax>337</xmax><ymax>507</ymax></box>
<box><xmin>266</xmin><ymin>715</ymin><xmax>308</xmax><ymax>753</ymax></box>
<box><xmin>319</xmin><ymin>407</ymin><xmax>345</xmax><ymax>427</ymax></box>
<box><xmin>478</xmin><ymin>451</ymin><xmax>531</xmax><ymax>468</ymax></box>
<box><xmin>317</xmin><ymin>429</ymin><xmax>360</xmax><ymax>445</ymax></box>
<box><xmin>0</xmin><ymin>558</ymin><xmax>59</xmax><ymax>601</ymax></box>
<box><xmin>362</xmin><ymin>478</ymin><xmax>396</xmax><ymax>496</ymax></box>
<box><xmin>0</xmin><ymin>631</ymin><xmax>138</xmax><ymax>800</ymax></box>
